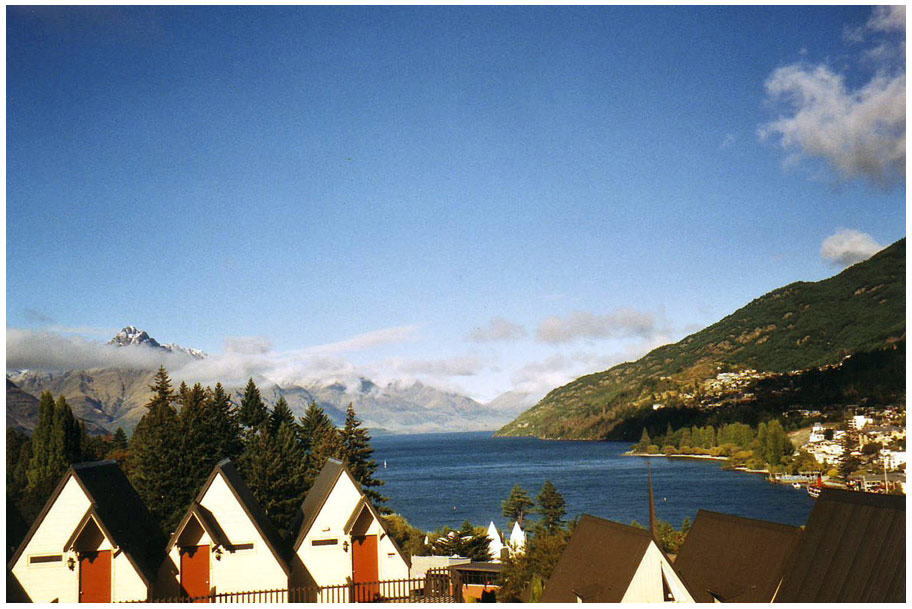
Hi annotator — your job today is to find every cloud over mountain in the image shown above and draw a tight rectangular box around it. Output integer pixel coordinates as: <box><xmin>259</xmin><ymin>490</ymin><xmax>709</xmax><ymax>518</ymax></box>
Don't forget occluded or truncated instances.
<box><xmin>820</xmin><ymin>228</ymin><xmax>885</xmax><ymax>268</ymax></box>
<box><xmin>536</xmin><ymin>308</ymin><xmax>658</xmax><ymax>344</ymax></box>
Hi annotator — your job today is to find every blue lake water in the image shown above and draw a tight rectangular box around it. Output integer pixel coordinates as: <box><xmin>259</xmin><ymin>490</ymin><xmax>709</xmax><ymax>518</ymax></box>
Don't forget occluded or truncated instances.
<box><xmin>371</xmin><ymin>431</ymin><xmax>816</xmax><ymax>532</ymax></box>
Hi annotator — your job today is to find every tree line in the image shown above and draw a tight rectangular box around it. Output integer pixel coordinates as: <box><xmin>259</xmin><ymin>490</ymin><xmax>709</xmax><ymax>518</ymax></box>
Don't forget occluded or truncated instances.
<box><xmin>632</xmin><ymin>419</ymin><xmax>820</xmax><ymax>473</ymax></box>
<box><xmin>7</xmin><ymin>367</ymin><xmax>384</xmax><ymax>543</ymax></box>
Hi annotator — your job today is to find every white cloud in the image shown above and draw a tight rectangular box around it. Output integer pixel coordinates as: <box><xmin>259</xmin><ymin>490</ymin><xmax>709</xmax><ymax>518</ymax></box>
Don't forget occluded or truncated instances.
<box><xmin>536</xmin><ymin>308</ymin><xmax>658</xmax><ymax>344</ymax></box>
<box><xmin>760</xmin><ymin>65</ymin><xmax>905</xmax><ymax>188</ymax></box>
<box><xmin>761</xmin><ymin>6</ymin><xmax>905</xmax><ymax>189</ymax></box>
<box><xmin>466</xmin><ymin>317</ymin><xmax>526</xmax><ymax>342</ymax></box>
<box><xmin>224</xmin><ymin>336</ymin><xmax>272</xmax><ymax>354</ymax></box>
<box><xmin>820</xmin><ymin>228</ymin><xmax>885</xmax><ymax>267</ymax></box>
<box><xmin>303</xmin><ymin>325</ymin><xmax>420</xmax><ymax>354</ymax></box>
<box><xmin>383</xmin><ymin>355</ymin><xmax>484</xmax><ymax>377</ymax></box>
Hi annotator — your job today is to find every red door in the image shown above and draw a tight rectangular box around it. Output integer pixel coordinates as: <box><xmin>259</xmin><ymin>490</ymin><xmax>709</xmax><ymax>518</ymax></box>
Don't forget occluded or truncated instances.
<box><xmin>180</xmin><ymin>545</ymin><xmax>210</xmax><ymax>602</ymax></box>
<box><xmin>352</xmin><ymin>535</ymin><xmax>379</xmax><ymax>602</ymax></box>
<box><xmin>79</xmin><ymin>550</ymin><xmax>112</xmax><ymax>603</ymax></box>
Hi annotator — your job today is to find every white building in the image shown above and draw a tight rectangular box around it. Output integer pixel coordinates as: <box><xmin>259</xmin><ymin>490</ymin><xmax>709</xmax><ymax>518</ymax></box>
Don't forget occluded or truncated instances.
<box><xmin>163</xmin><ymin>459</ymin><xmax>291</xmax><ymax>599</ymax></box>
<box><xmin>881</xmin><ymin>449</ymin><xmax>907</xmax><ymax>470</ymax></box>
<box><xmin>850</xmin><ymin>415</ymin><xmax>873</xmax><ymax>431</ymax></box>
<box><xmin>8</xmin><ymin>461</ymin><xmax>167</xmax><ymax>603</ymax></box>
<box><xmin>808</xmin><ymin>424</ymin><xmax>827</xmax><ymax>444</ymax></box>
<box><xmin>809</xmin><ymin>441</ymin><xmax>845</xmax><ymax>466</ymax></box>
<box><xmin>291</xmin><ymin>458</ymin><xmax>410</xmax><ymax>600</ymax></box>
<box><xmin>508</xmin><ymin>521</ymin><xmax>526</xmax><ymax>554</ymax></box>
<box><xmin>486</xmin><ymin>521</ymin><xmax>505</xmax><ymax>562</ymax></box>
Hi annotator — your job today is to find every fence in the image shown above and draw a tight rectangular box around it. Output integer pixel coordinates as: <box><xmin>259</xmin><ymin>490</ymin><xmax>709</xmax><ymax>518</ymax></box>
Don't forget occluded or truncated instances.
<box><xmin>130</xmin><ymin>569</ymin><xmax>454</xmax><ymax>603</ymax></box>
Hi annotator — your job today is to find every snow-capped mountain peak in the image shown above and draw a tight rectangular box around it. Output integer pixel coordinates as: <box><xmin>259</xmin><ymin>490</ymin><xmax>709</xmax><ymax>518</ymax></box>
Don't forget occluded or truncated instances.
<box><xmin>107</xmin><ymin>326</ymin><xmax>207</xmax><ymax>359</ymax></box>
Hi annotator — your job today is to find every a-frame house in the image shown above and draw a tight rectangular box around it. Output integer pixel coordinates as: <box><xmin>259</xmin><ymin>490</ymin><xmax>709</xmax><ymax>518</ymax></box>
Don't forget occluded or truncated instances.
<box><xmin>163</xmin><ymin>459</ymin><xmax>292</xmax><ymax>599</ymax></box>
<box><xmin>8</xmin><ymin>460</ymin><xmax>167</xmax><ymax>603</ymax></box>
<box><xmin>540</xmin><ymin>514</ymin><xmax>695</xmax><ymax>602</ymax></box>
<box><xmin>291</xmin><ymin>458</ymin><xmax>410</xmax><ymax>598</ymax></box>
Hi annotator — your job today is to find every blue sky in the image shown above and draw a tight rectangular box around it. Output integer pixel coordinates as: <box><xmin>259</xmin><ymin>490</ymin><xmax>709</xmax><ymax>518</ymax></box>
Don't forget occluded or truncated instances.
<box><xmin>6</xmin><ymin>6</ymin><xmax>906</xmax><ymax>401</ymax></box>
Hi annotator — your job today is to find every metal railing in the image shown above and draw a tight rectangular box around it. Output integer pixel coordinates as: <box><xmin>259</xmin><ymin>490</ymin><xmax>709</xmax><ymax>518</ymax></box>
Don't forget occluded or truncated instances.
<box><xmin>127</xmin><ymin>569</ymin><xmax>454</xmax><ymax>603</ymax></box>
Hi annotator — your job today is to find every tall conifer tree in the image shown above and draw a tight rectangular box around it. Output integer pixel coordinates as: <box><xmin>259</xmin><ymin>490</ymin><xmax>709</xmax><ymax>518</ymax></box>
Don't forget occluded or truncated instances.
<box><xmin>535</xmin><ymin>480</ymin><xmax>566</xmax><ymax>533</ymax></box>
<box><xmin>25</xmin><ymin>391</ymin><xmax>57</xmax><ymax>502</ymax></box>
<box><xmin>340</xmin><ymin>403</ymin><xmax>387</xmax><ymax>509</ymax></box>
<box><xmin>238</xmin><ymin>378</ymin><xmax>268</xmax><ymax>430</ymax></box>
<box><xmin>502</xmin><ymin>484</ymin><xmax>534</xmax><ymax>528</ymax></box>
<box><xmin>128</xmin><ymin>366</ymin><xmax>184</xmax><ymax>532</ymax></box>
<box><xmin>269</xmin><ymin>396</ymin><xmax>296</xmax><ymax>437</ymax></box>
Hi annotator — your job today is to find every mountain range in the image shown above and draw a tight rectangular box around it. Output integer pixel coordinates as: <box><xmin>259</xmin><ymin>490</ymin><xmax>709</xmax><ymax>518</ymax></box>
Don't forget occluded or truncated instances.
<box><xmin>497</xmin><ymin>238</ymin><xmax>906</xmax><ymax>440</ymax></box>
<box><xmin>7</xmin><ymin>329</ymin><xmax>530</xmax><ymax>435</ymax></box>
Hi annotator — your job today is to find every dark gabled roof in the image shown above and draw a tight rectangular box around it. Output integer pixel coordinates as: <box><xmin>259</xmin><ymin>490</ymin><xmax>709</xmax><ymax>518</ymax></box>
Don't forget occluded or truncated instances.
<box><xmin>673</xmin><ymin>510</ymin><xmax>802</xmax><ymax>602</ymax></box>
<box><xmin>450</xmin><ymin>562</ymin><xmax>503</xmax><ymax>574</ymax></box>
<box><xmin>167</xmin><ymin>459</ymin><xmax>291</xmax><ymax>575</ymax></box>
<box><xmin>9</xmin><ymin>461</ymin><xmax>167</xmax><ymax>588</ymax></box>
<box><xmin>540</xmin><ymin>515</ymin><xmax>655</xmax><ymax>603</ymax></box>
<box><xmin>294</xmin><ymin>458</ymin><xmax>346</xmax><ymax>551</ymax></box>
<box><xmin>775</xmin><ymin>489</ymin><xmax>905</xmax><ymax>603</ymax></box>
<box><xmin>293</xmin><ymin>458</ymin><xmax>411</xmax><ymax>568</ymax></box>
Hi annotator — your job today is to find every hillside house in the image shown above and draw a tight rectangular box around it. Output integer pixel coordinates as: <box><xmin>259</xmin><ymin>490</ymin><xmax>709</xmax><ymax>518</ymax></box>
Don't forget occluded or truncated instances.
<box><xmin>774</xmin><ymin>489</ymin><xmax>905</xmax><ymax>602</ymax></box>
<box><xmin>540</xmin><ymin>514</ymin><xmax>695</xmax><ymax>603</ymax></box>
<box><xmin>672</xmin><ymin>510</ymin><xmax>801</xmax><ymax>602</ymax></box>
<box><xmin>291</xmin><ymin>458</ymin><xmax>409</xmax><ymax>599</ymax></box>
<box><xmin>163</xmin><ymin>459</ymin><xmax>293</xmax><ymax>599</ymax></box>
<box><xmin>8</xmin><ymin>461</ymin><xmax>167</xmax><ymax>603</ymax></box>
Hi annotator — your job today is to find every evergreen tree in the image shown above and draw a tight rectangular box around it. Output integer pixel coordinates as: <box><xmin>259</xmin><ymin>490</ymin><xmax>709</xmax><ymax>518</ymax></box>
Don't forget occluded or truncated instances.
<box><xmin>535</xmin><ymin>480</ymin><xmax>566</xmax><ymax>534</ymax></box>
<box><xmin>299</xmin><ymin>400</ymin><xmax>333</xmax><ymax>452</ymax></box>
<box><xmin>7</xmin><ymin>428</ymin><xmax>32</xmax><ymax>512</ymax></box>
<box><xmin>502</xmin><ymin>484</ymin><xmax>534</xmax><ymax>527</ymax></box>
<box><xmin>269</xmin><ymin>396</ymin><xmax>296</xmax><ymax>437</ymax></box>
<box><xmin>238</xmin><ymin>378</ymin><xmax>268</xmax><ymax>429</ymax></box>
<box><xmin>178</xmin><ymin>382</ymin><xmax>213</xmax><ymax>505</ymax></box>
<box><xmin>238</xmin><ymin>423</ymin><xmax>308</xmax><ymax>539</ymax></box>
<box><xmin>25</xmin><ymin>391</ymin><xmax>57</xmax><ymax>502</ymax></box>
<box><xmin>111</xmin><ymin>427</ymin><xmax>129</xmax><ymax>451</ymax></box>
<box><xmin>128</xmin><ymin>366</ymin><xmax>184</xmax><ymax>532</ymax></box>
<box><xmin>636</xmin><ymin>427</ymin><xmax>651</xmax><ymax>452</ymax></box>
<box><xmin>429</xmin><ymin>521</ymin><xmax>492</xmax><ymax>562</ymax></box>
<box><xmin>207</xmin><ymin>383</ymin><xmax>243</xmax><ymax>462</ymax></box>
<box><xmin>305</xmin><ymin>423</ymin><xmax>343</xmax><ymax>486</ymax></box>
<box><xmin>339</xmin><ymin>403</ymin><xmax>387</xmax><ymax>509</ymax></box>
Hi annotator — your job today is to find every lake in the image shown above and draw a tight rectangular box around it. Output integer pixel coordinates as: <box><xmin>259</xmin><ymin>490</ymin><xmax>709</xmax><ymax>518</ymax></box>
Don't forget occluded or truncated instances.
<box><xmin>371</xmin><ymin>431</ymin><xmax>816</xmax><ymax>532</ymax></box>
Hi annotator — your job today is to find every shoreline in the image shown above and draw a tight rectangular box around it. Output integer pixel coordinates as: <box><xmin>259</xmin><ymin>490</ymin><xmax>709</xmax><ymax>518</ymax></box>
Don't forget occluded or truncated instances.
<box><xmin>624</xmin><ymin>451</ymin><xmax>773</xmax><ymax>476</ymax></box>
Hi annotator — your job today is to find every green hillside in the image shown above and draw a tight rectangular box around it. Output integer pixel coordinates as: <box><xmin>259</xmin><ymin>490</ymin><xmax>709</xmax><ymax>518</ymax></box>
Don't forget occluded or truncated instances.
<box><xmin>497</xmin><ymin>239</ymin><xmax>906</xmax><ymax>440</ymax></box>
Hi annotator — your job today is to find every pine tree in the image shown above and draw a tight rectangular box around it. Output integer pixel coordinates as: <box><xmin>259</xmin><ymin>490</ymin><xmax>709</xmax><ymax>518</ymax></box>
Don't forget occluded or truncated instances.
<box><xmin>269</xmin><ymin>396</ymin><xmax>296</xmax><ymax>437</ymax></box>
<box><xmin>502</xmin><ymin>484</ymin><xmax>534</xmax><ymax>528</ymax></box>
<box><xmin>339</xmin><ymin>403</ymin><xmax>387</xmax><ymax>509</ymax></box>
<box><xmin>178</xmin><ymin>382</ymin><xmax>212</xmax><ymax>505</ymax></box>
<box><xmin>238</xmin><ymin>423</ymin><xmax>308</xmax><ymax>539</ymax></box>
<box><xmin>238</xmin><ymin>378</ymin><xmax>268</xmax><ymax>429</ymax></box>
<box><xmin>111</xmin><ymin>427</ymin><xmax>129</xmax><ymax>451</ymax></box>
<box><xmin>207</xmin><ymin>383</ymin><xmax>243</xmax><ymax>462</ymax></box>
<box><xmin>25</xmin><ymin>391</ymin><xmax>57</xmax><ymax>502</ymax></box>
<box><xmin>305</xmin><ymin>423</ymin><xmax>343</xmax><ymax>487</ymax></box>
<box><xmin>299</xmin><ymin>400</ymin><xmax>333</xmax><ymax>452</ymax></box>
<box><xmin>636</xmin><ymin>428</ymin><xmax>651</xmax><ymax>452</ymax></box>
<box><xmin>536</xmin><ymin>480</ymin><xmax>566</xmax><ymax>533</ymax></box>
<box><xmin>128</xmin><ymin>366</ymin><xmax>184</xmax><ymax>532</ymax></box>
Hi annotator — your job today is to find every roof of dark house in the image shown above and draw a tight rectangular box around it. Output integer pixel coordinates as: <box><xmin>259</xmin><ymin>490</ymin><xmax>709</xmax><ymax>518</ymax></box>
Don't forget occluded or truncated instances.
<box><xmin>673</xmin><ymin>509</ymin><xmax>802</xmax><ymax>602</ymax></box>
<box><xmin>167</xmin><ymin>459</ymin><xmax>291</xmax><ymax>574</ymax></box>
<box><xmin>450</xmin><ymin>562</ymin><xmax>504</xmax><ymax>574</ymax></box>
<box><xmin>540</xmin><ymin>514</ymin><xmax>679</xmax><ymax>603</ymax></box>
<box><xmin>774</xmin><ymin>489</ymin><xmax>905</xmax><ymax>603</ymax></box>
<box><xmin>9</xmin><ymin>460</ymin><xmax>167</xmax><ymax>588</ymax></box>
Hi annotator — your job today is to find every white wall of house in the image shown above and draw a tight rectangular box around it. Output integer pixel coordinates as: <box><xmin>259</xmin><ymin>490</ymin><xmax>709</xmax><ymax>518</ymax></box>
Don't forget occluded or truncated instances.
<box><xmin>297</xmin><ymin>472</ymin><xmax>409</xmax><ymax>587</ymax></box>
<box><xmin>11</xmin><ymin>476</ymin><xmax>150</xmax><ymax>602</ymax></box>
<box><xmin>621</xmin><ymin>542</ymin><xmax>693</xmax><ymax>603</ymax></box>
<box><xmin>167</xmin><ymin>472</ymin><xmax>288</xmax><ymax>595</ymax></box>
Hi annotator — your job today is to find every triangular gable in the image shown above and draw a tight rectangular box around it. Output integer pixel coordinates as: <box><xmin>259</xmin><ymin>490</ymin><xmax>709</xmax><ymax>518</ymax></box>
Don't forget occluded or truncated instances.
<box><xmin>167</xmin><ymin>459</ymin><xmax>290</xmax><ymax>575</ymax></box>
<box><xmin>63</xmin><ymin>506</ymin><xmax>117</xmax><ymax>553</ymax></box>
<box><xmin>294</xmin><ymin>458</ymin><xmax>411</xmax><ymax>568</ymax></box>
<box><xmin>8</xmin><ymin>461</ymin><xmax>165</xmax><ymax>588</ymax></box>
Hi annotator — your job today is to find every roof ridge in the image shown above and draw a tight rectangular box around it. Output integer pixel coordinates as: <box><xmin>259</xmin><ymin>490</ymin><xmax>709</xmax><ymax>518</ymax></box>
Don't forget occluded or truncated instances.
<box><xmin>695</xmin><ymin>509</ymin><xmax>801</xmax><ymax>532</ymax></box>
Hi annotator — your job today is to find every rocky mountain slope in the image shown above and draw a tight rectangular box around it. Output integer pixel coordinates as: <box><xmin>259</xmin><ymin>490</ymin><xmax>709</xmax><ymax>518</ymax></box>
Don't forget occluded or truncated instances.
<box><xmin>497</xmin><ymin>239</ymin><xmax>906</xmax><ymax>440</ymax></box>
<box><xmin>8</xmin><ymin>327</ymin><xmax>527</xmax><ymax>434</ymax></box>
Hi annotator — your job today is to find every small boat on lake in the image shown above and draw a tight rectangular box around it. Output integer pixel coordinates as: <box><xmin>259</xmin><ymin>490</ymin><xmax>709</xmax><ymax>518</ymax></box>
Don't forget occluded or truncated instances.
<box><xmin>792</xmin><ymin>482</ymin><xmax>802</xmax><ymax>489</ymax></box>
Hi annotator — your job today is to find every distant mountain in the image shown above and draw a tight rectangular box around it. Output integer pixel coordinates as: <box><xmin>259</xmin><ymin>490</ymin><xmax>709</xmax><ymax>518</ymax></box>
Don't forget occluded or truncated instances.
<box><xmin>108</xmin><ymin>325</ymin><xmax>207</xmax><ymax>359</ymax></box>
<box><xmin>8</xmin><ymin>327</ymin><xmax>516</xmax><ymax>434</ymax></box>
<box><xmin>497</xmin><ymin>239</ymin><xmax>906</xmax><ymax>440</ymax></box>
